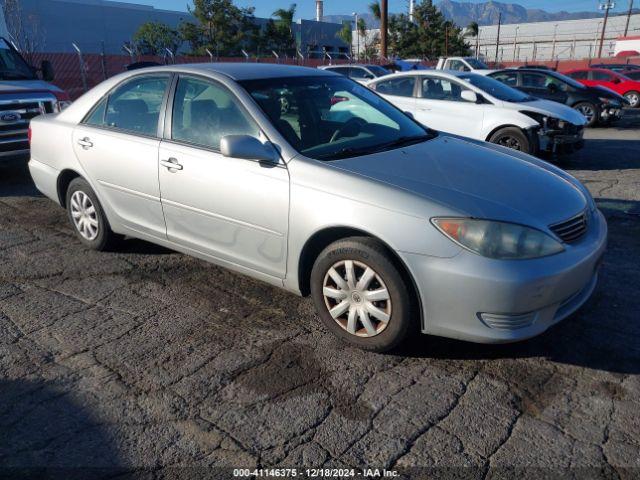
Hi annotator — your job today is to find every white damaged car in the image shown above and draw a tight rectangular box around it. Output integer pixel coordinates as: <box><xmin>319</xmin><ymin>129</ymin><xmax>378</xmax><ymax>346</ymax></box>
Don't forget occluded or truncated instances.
<box><xmin>367</xmin><ymin>70</ymin><xmax>587</xmax><ymax>156</ymax></box>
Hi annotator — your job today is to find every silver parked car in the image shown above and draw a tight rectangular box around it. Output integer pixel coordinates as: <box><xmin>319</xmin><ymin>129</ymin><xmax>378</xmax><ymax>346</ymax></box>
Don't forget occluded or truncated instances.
<box><xmin>29</xmin><ymin>64</ymin><xmax>607</xmax><ymax>352</ymax></box>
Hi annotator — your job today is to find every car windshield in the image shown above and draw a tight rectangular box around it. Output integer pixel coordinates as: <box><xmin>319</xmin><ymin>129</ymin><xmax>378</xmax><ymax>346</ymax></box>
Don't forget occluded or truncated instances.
<box><xmin>459</xmin><ymin>73</ymin><xmax>534</xmax><ymax>102</ymax></box>
<box><xmin>240</xmin><ymin>76</ymin><xmax>435</xmax><ymax>161</ymax></box>
<box><xmin>367</xmin><ymin>65</ymin><xmax>390</xmax><ymax>77</ymax></box>
<box><xmin>466</xmin><ymin>58</ymin><xmax>489</xmax><ymax>69</ymax></box>
<box><xmin>0</xmin><ymin>39</ymin><xmax>36</xmax><ymax>80</ymax></box>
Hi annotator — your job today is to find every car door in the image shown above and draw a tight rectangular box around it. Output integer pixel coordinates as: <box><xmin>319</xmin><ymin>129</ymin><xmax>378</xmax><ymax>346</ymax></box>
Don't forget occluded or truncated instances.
<box><xmin>72</xmin><ymin>73</ymin><xmax>171</xmax><ymax>238</ymax></box>
<box><xmin>588</xmin><ymin>70</ymin><xmax>618</xmax><ymax>90</ymax></box>
<box><xmin>415</xmin><ymin>76</ymin><xmax>484</xmax><ymax>139</ymax></box>
<box><xmin>370</xmin><ymin>76</ymin><xmax>417</xmax><ymax>113</ymax></box>
<box><xmin>158</xmin><ymin>75</ymin><xmax>289</xmax><ymax>279</ymax></box>
<box><xmin>520</xmin><ymin>72</ymin><xmax>567</xmax><ymax>103</ymax></box>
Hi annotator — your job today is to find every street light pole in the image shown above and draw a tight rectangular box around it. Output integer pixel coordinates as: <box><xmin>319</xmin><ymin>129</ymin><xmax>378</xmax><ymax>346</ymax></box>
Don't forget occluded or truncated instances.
<box><xmin>598</xmin><ymin>1</ymin><xmax>615</xmax><ymax>59</ymax></box>
<box><xmin>353</xmin><ymin>12</ymin><xmax>359</xmax><ymax>60</ymax></box>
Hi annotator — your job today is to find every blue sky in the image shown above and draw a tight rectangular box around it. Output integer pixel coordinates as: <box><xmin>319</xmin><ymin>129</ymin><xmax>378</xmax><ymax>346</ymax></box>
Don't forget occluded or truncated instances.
<box><xmin>130</xmin><ymin>1</ymin><xmax>615</xmax><ymax>18</ymax></box>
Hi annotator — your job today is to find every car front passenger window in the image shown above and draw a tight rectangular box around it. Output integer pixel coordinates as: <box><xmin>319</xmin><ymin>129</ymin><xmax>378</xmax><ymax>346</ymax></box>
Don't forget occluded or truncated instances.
<box><xmin>171</xmin><ymin>76</ymin><xmax>260</xmax><ymax>151</ymax></box>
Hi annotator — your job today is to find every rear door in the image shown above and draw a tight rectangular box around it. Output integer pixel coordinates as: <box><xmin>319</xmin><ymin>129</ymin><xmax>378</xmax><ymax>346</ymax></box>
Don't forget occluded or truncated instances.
<box><xmin>72</xmin><ymin>73</ymin><xmax>171</xmax><ymax>239</ymax></box>
<box><xmin>370</xmin><ymin>76</ymin><xmax>417</xmax><ymax>113</ymax></box>
<box><xmin>416</xmin><ymin>76</ymin><xmax>484</xmax><ymax>138</ymax></box>
<box><xmin>158</xmin><ymin>75</ymin><xmax>290</xmax><ymax>279</ymax></box>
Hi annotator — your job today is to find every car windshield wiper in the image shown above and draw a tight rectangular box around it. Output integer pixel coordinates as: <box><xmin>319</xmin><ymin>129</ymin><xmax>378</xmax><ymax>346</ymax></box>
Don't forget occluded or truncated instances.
<box><xmin>319</xmin><ymin>133</ymin><xmax>435</xmax><ymax>161</ymax></box>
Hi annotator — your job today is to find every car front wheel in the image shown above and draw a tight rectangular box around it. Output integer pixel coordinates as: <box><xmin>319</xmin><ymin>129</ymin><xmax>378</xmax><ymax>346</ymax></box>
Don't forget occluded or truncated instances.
<box><xmin>624</xmin><ymin>90</ymin><xmax>640</xmax><ymax>108</ymax></box>
<box><xmin>66</xmin><ymin>177</ymin><xmax>121</xmax><ymax>251</ymax></box>
<box><xmin>488</xmin><ymin>127</ymin><xmax>532</xmax><ymax>154</ymax></box>
<box><xmin>574</xmin><ymin>102</ymin><xmax>599</xmax><ymax>127</ymax></box>
<box><xmin>310</xmin><ymin>237</ymin><xmax>416</xmax><ymax>352</ymax></box>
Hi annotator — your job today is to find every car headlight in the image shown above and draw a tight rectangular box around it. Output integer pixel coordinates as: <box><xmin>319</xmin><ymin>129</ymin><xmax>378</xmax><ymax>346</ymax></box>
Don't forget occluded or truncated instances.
<box><xmin>520</xmin><ymin>111</ymin><xmax>565</xmax><ymax>130</ymax></box>
<box><xmin>432</xmin><ymin>218</ymin><xmax>565</xmax><ymax>259</ymax></box>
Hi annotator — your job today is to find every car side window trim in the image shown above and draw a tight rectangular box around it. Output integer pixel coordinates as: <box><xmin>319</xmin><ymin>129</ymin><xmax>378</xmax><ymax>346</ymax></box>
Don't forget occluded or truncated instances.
<box><xmin>80</xmin><ymin>72</ymin><xmax>174</xmax><ymax>140</ymax></box>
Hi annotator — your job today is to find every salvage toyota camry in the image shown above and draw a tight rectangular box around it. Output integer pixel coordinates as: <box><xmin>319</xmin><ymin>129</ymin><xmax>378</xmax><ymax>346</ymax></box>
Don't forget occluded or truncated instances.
<box><xmin>28</xmin><ymin>64</ymin><xmax>607</xmax><ymax>352</ymax></box>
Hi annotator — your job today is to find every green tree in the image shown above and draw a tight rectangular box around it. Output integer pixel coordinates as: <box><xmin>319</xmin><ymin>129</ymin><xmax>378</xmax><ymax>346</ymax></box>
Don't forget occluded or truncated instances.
<box><xmin>336</xmin><ymin>21</ymin><xmax>353</xmax><ymax>54</ymax></box>
<box><xmin>187</xmin><ymin>0</ymin><xmax>257</xmax><ymax>55</ymax></box>
<box><xmin>466</xmin><ymin>21</ymin><xmax>479</xmax><ymax>38</ymax></box>
<box><xmin>133</xmin><ymin>22</ymin><xmax>180</xmax><ymax>55</ymax></box>
<box><xmin>369</xmin><ymin>1</ymin><xmax>381</xmax><ymax>21</ymax></box>
<box><xmin>388</xmin><ymin>1</ymin><xmax>470</xmax><ymax>59</ymax></box>
<box><xmin>272</xmin><ymin>4</ymin><xmax>297</xmax><ymax>54</ymax></box>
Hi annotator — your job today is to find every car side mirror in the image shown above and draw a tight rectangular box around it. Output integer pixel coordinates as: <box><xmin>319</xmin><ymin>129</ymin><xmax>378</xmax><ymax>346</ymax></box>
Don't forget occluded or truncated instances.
<box><xmin>460</xmin><ymin>90</ymin><xmax>478</xmax><ymax>103</ymax></box>
<box><xmin>41</xmin><ymin>60</ymin><xmax>55</xmax><ymax>82</ymax></box>
<box><xmin>220</xmin><ymin>135</ymin><xmax>279</xmax><ymax>164</ymax></box>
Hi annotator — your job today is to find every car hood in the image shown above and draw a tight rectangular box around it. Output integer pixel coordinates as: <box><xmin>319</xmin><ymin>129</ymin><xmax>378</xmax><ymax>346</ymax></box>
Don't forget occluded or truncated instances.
<box><xmin>331</xmin><ymin>135</ymin><xmax>587</xmax><ymax>228</ymax></box>
<box><xmin>0</xmin><ymin>79</ymin><xmax>62</xmax><ymax>94</ymax></box>
<box><xmin>592</xmin><ymin>85</ymin><xmax>628</xmax><ymax>103</ymax></box>
<box><xmin>506</xmin><ymin>98</ymin><xmax>587</xmax><ymax>126</ymax></box>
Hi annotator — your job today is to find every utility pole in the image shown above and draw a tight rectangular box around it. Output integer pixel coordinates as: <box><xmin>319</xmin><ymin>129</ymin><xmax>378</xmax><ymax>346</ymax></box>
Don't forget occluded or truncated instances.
<box><xmin>353</xmin><ymin>12</ymin><xmax>359</xmax><ymax>60</ymax></box>
<box><xmin>598</xmin><ymin>1</ymin><xmax>615</xmax><ymax>59</ymax></box>
<box><xmin>624</xmin><ymin>0</ymin><xmax>634</xmax><ymax>36</ymax></box>
<box><xmin>551</xmin><ymin>24</ymin><xmax>558</xmax><ymax>59</ymax></box>
<box><xmin>512</xmin><ymin>26</ymin><xmax>519</xmax><ymax>61</ymax></box>
<box><xmin>494</xmin><ymin>12</ymin><xmax>501</xmax><ymax>63</ymax></box>
<box><xmin>380</xmin><ymin>0</ymin><xmax>388</xmax><ymax>59</ymax></box>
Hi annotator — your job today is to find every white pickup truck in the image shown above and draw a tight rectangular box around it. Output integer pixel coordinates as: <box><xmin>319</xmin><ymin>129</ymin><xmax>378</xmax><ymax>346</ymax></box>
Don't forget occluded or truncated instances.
<box><xmin>435</xmin><ymin>57</ymin><xmax>493</xmax><ymax>73</ymax></box>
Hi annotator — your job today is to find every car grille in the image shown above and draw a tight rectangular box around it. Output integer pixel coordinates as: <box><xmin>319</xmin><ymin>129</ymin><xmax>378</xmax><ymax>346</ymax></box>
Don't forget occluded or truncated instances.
<box><xmin>0</xmin><ymin>96</ymin><xmax>56</xmax><ymax>158</ymax></box>
<box><xmin>549</xmin><ymin>211</ymin><xmax>588</xmax><ymax>243</ymax></box>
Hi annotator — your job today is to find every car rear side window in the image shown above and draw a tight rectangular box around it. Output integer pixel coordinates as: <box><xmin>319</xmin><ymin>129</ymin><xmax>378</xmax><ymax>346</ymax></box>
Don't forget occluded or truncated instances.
<box><xmin>373</xmin><ymin>77</ymin><xmax>416</xmax><ymax>97</ymax></box>
<box><xmin>568</xmin><ymin>70</ymin><xmax>588</xmax><ymax>80</ymax></box>
<box><xmin>171</xmin><ymin>76</ymin><xmax>259</xmax><ymax>151</ymax></box>
<box><xmin>421</xmin><ymin>78</ymin><xmax>470</xmax><ymax>102</ymax></box>
<box><xmin>592</xmin><ymin>71</ymin><xmax>613</xmax><ymax>81</ymax></box>
<box><xmin>492</xmin><ymin>72</ymin><xmax>518</xmax><ymax>87</ymax></box>
<box><xmin>85</xmin><ymin>75</ymin><xmax>170</xmax><ymax>136</ymax></box>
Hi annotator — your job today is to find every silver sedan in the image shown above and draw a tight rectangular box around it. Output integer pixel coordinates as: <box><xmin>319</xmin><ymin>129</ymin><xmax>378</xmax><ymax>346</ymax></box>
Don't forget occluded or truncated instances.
<box><xmin>28</xmin><ymin>64</ymin><xmax>607</xmax><ymax>352</ymax></box>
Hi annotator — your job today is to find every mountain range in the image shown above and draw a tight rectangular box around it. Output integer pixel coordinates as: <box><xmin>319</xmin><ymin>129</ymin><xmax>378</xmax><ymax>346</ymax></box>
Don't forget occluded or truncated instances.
<box><xmin>323</xmin><ymin>0</ymin><xmax>634</xmax><ymax>28</ymax></box>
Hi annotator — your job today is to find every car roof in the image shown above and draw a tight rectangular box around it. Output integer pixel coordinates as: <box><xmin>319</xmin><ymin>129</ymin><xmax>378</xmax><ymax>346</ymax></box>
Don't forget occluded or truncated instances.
<box><xmin>137</xmin><ymin>63</ymin><xmax>337</xmax><ymax>81</ymax></box>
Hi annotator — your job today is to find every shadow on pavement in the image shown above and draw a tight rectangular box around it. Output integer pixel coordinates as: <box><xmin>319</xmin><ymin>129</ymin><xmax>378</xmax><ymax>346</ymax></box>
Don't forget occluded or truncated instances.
<box><xmin>0</xmin><ymin>158</ymin><xmax>40</xmax><ymax>198</ymax></box>
<box><xmin>0</xmin><ymin>380</ymin><xmax>126</xmax><ymax>479</ymax></box>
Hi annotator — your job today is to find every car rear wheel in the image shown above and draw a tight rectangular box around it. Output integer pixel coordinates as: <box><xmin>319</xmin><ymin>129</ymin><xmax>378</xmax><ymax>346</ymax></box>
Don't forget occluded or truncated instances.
<box><xmin>310</xmin><ymin>237</ymin><xmax>415</xmax><ymax>352</ymax></box>
<box><xmin>574</xmin><ymin>102</ymin><xmax>599</xmax><ymax>127</ymax></box>
<box><xmin>624</xmin><ymin>91</ymin><xmax>640</xmax><ymax>108</ymax></box>
<box><xmin>66</xmin><ymin>177</ymin><xmax>121</xmax><ymax>251</ymax></box>
<box><xmin>488</xmin><ymin>127</ymin><xmax>532</xmax><ymax>154</ymax></box>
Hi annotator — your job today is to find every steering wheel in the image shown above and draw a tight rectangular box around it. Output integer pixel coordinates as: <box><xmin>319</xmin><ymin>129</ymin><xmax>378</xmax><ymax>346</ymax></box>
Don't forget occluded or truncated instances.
<box><xmin>330</xmin><ymin>118</ymin><xmax>367</xmax><ymax>143</ymax></box>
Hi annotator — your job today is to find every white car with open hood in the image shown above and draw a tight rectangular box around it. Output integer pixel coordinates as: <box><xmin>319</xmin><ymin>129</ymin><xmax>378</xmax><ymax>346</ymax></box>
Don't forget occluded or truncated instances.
<box><xmin>367</xmin><ymin>70</ymin><xmax>587</xmax><ymax>156</ymax></box>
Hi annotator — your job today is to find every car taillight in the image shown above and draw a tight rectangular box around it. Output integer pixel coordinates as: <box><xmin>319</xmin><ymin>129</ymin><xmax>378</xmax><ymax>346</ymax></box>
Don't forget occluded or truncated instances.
<box><xmin>52</xmin><ymin>90</ymin><xmax>72</xmax><ymax>112</ymax></box>
<box><xmin>28</xmin><ymin>126</ymin><xmax>32</xmax><ymax>145</ymax></box>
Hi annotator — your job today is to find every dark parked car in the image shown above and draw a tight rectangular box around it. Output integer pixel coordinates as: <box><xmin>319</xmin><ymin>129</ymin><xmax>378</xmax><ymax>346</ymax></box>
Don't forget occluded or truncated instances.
<box><xmin>623</xmin><ymin>70</ymin><xmax>640</xmax><ymax>81</ymax></box>
<box><xmin>489</xmin><ymin>68</ymin><xmax>626</xmax><ymax>127</ymax></box>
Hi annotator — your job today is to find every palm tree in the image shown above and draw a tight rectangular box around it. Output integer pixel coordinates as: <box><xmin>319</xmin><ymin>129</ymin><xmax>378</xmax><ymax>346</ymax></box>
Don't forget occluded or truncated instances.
<box><xmin>466</xmin><ymin>21</ymin><xmax>479</xmax><ymax>58</ymax></box>
<box><xmin>272</xmin><ymin>4</ymin><xmax>297</xmax><ymax>52</ymax></box>
<box><xmin>466</xmin><ymin>21</ymin><xmax>479</xmax><ymax>38</ymax></box>
<box><xmin>357</xmin><ymin>18</ymin><xmax>368</xmax><ymax>60</ymax></box>
<box><xmin>369</xmin><ymin>1</ymin><xmax>381</xmax><ymax>21</ymax></box>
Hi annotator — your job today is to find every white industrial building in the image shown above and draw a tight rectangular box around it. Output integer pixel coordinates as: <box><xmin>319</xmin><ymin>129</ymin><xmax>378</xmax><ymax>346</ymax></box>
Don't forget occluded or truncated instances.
<box><xmin>477</xmin><ymin>12</ymin><xmax>640</xmax><ymax>62</ymax></box>
<box><xmin>351</xmin><ymin>11</ymin><xmax>640</xmax><ymax>62</ymax></box>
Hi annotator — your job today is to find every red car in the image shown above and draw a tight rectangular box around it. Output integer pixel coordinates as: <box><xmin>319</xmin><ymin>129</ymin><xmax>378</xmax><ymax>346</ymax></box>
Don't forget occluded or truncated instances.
<box><xmin>563</xmin><ymin>67</ymin><xmax>640</xmax><ymax>108</ymax></box>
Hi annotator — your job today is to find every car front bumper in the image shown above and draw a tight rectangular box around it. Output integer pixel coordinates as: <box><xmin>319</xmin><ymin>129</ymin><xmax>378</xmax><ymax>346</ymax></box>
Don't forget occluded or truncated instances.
<box><xmin>401</xmin><ymin>208</ymin><xmax>607</xmax><ymax>343</ymax></box>
<box><xmin>538</xmin><ymin>127</ymin><xmax>585</xmax><ymax>155</ymax></box>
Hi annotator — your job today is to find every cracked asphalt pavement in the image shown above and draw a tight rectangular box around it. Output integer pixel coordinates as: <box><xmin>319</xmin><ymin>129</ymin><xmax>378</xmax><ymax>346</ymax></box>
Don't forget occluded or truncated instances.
<box><xmin>0</xmin><ymin>111</ymin><xmax>639</xmax><ymax>479</ymax></box>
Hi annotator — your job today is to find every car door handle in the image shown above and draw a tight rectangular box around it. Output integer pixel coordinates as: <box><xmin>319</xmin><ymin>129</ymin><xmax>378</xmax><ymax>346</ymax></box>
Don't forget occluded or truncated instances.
<box><xmin>160</xmin><ymin>158</ymin><xmax>183</xmax><ymax>171</ymax></box>
<box><xmin>77</xmin><ymin>137</ymin><xmax>93</xmax><ymax>149</ymax></box>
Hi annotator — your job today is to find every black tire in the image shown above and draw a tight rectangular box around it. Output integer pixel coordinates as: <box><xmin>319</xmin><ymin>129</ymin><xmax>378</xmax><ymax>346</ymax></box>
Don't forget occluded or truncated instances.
<box><xmin>488</xmin><ymin>127</ymin><xmax>532</xmax><ymax>154</ymax></box>
<box><xmin>624</xmin><ymin>90</ymin><xmax>640</xmax><ymax>108</ymax></box>
<box><xmin>573</xmin><ymin>102</ymin><xmax>600</xmax><ymax>127</ymax></box>
<box><xmin>65</xmin><ymin>177</ymin><xmax>121</xmax><ymax>251</ymax></box>
<box><xmin>310</xmin><ymin>237</ymin><xmax>416</xmax><ymax>352</ymax></box>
